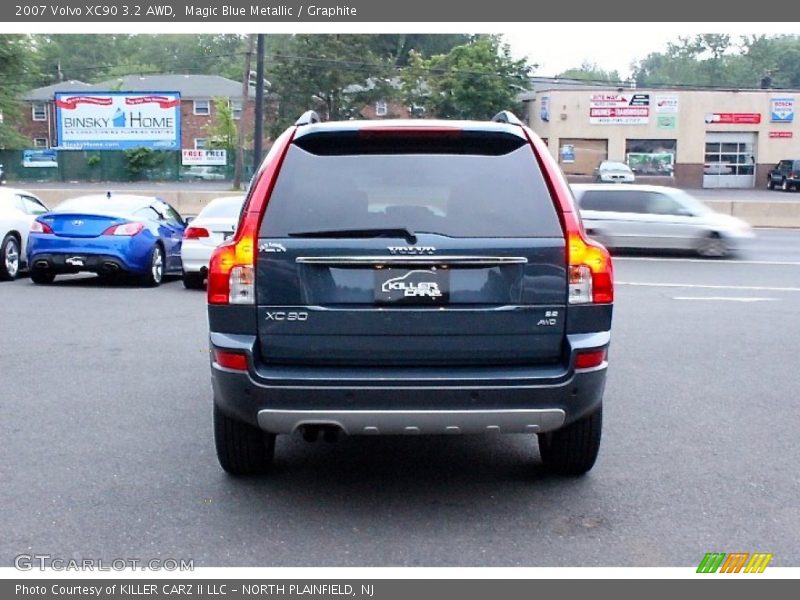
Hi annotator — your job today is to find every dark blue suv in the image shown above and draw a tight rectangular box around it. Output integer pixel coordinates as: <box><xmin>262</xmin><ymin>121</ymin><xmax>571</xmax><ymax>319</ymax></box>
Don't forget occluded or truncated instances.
<box><xmin>207</xmin><ymin>111</ymin><xmax>613</xmax><ymax>476</ymax></box>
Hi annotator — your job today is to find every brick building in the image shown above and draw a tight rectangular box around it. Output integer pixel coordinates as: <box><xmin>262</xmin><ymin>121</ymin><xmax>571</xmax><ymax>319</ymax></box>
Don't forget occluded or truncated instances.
<box><xmin>20</xmin><ymin>74</ymin><xmax>258</xmax><ymax>151</ymax></box>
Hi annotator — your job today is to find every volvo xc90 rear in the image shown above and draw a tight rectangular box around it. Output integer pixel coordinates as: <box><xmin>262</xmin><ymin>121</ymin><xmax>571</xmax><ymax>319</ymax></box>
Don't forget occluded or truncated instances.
<box><xmin>207</xmin><ymin>111</ymin><xmax>614</xmax><ymax>477</ymax></box>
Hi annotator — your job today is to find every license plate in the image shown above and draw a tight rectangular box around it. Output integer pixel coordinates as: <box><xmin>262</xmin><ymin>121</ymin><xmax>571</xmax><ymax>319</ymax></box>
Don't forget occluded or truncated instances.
<box><xmin>65</xmin><ymin>256</ymin><xmax>85</xmax><ymax>266</ymax></box>
<box><xmin>374</xmin><ymin>268</ymin><xmax>449</xmax><ymax>304</ymax></box>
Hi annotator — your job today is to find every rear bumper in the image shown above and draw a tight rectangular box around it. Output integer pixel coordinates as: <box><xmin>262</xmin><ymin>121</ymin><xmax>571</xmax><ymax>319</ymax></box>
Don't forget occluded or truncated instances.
<box><xmin>210</xmin><ymin>331</ymin><xmax>609</xmax><ymax>435</ymax></box>
<box><xmin>28</xmin><ymin>252</ymin><xmax>131</xmax><ymax>275</ymax></box>
<box><xmin>181</xmin><ymin>241</ymin><xmax>214</xmax><ymax>273</ymax></box>
<box><xmin>27</xmin><ymin>234</ymin><xmax>152</xmax><ymax>274</ymax></box>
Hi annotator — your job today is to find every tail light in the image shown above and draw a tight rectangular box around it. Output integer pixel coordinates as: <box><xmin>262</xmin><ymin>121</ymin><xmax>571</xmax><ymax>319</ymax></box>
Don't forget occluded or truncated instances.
<box><xmin>207</xmin><ymin>128</ymin><xmax>296</xmax><ymax>305</ymax></box>
<box><xmin>568</xmin><ymin>232</ymin><xmax>614</xmax><ymax>304</ymax></box>
<box><xmin>184</xmin><ymin>226</ymin><xmax>210</xmax><ymax>239</ymax></box>
<box><xmin>30</xmin><ymin>220</ymin><xmax>53</xmax><ymax>234</ymax></box>
<box><xmin>522</xmin><ymin>127</ymin><xmax>613</xmax><ymax>305</ymax></box>
<box><xmin>103</xmin><ymin>222</ymin><xmax>144</xmax><ymax>236</ymax></box>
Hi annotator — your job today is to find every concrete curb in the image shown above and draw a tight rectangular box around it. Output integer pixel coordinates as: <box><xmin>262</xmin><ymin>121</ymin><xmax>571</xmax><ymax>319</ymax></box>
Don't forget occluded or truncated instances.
<box><xmin>24</xmin><ymin>187</ymin><xmax>800</xmax><ymax>228</ymax></box>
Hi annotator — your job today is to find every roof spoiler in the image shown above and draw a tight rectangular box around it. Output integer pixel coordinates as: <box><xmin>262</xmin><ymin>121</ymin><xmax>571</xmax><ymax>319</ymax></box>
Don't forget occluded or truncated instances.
<box><xmin>491</xmin><ymin>111</ymin><xmax>523</xmax><ymax>126</ymax></box>
<box><xmin>295</xmin><ymin>111</ymin><xmax>321</xmax><ymax>126</ymax></box>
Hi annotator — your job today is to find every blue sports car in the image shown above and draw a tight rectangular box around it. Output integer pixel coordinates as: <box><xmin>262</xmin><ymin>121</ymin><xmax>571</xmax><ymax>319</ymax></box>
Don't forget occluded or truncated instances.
<box><xmin>27</xmin><ymin>194</ymin><xmax>186</xmax><ymax>286</ymax></box>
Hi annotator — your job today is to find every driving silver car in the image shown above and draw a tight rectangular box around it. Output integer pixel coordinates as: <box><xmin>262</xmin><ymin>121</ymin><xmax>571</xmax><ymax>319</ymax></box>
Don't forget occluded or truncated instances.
<box><xmin>571</xmin><ymin>184</ymin><xmax>753</xmax><ymax>257</ymax></box>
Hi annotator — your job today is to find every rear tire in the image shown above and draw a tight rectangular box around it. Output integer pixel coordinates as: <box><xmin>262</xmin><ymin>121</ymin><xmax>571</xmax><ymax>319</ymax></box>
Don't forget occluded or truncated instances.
<box><xmin>214</xmin><ymin>403</ymin><xmax>276</xmax><ymax>476</ymax></box>
<box><xmin>0</xmin><ymin>234</ymin><xmax>20</xmax><ymax>281</ymax></box>
<box><xmin>140</xmin><ymin>244</ymin><xmax>164</xmax><ymax>287</ymax></box>
<box><xmin>182</xmin><ymin>270</ymin><xmax>205</xmax><ymax>290</ymax></box>
<box><xmin>538</xmin><ymin>404</ymin><xmax>602</xmax><ymax>476</ymax></box>
<box><xmin>30</xmin><ymin>270</ymin><xmax>56</xmax><ymax>284</ymax></box>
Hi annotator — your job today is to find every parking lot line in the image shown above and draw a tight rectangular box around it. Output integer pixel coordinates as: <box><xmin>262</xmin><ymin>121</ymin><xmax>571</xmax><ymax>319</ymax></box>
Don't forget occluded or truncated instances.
<box><xmin>672</xmin><ymin>296</ymin><xmax>777</xmax><ymax>302</ymax></box>
<box><xmin>617</xmin><ymin>281</ymin><xmax>800</xmax><ymax>292</ymax></box>
<box><xmin>614</xmin><ymin>257</ymin><xmax>800</xmax><ymax>267</ymax></box>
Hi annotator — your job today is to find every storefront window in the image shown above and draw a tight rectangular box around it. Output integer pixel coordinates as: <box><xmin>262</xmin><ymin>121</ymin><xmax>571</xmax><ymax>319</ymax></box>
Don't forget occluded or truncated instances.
<box><xmin>558</xmin><ymin>138</ymin><xmax>608</xmax><ymax>175</ymax></box>
<box><xmin>625</xmin><ymin>139</ymin><xmax>677</xmax><ymax>176</ymax></box>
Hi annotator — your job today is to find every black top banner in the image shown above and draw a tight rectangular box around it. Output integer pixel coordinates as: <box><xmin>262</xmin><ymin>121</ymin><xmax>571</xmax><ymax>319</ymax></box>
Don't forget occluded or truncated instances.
<box><xmin>2</xmin><ymin>0</ymin><xmax>795</xmax><ymax>22</ymax></box>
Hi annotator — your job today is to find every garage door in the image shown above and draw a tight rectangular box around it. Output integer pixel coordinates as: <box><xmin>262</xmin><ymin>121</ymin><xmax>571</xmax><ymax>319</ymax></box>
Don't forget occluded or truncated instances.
<box><xmin>703</xmin><ymin>132</ymin><xmax>757</xmax><ymax>189</ymax></box>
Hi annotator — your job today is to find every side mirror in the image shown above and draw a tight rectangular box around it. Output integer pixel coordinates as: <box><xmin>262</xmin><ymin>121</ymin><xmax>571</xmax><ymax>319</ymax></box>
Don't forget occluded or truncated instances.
<box><xmin>184</xmin><ymin>216</ymin><xmax>194</xmax><ymax>226</ymax></box>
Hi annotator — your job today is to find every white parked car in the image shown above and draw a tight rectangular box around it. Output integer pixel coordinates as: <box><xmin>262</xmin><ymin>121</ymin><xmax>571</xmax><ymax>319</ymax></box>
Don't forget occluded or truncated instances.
<box><xmin>0</xmin><ymin>187</ymin><xmax>48</xmax><ymax>280</ymax></box>
<box><xmin>180</xmin><ymin>195</ymin><xmax>245</xmax><ymax>289</ymax></box>
<box><xmin>571</xmin><ymin>184</ymin><xmax>754</xmax><ymax>258</ymax></box>
<box><xmin>595</xmin><ymin>161</ymin><xmax>636</xmax><ymax>183</ymax></box>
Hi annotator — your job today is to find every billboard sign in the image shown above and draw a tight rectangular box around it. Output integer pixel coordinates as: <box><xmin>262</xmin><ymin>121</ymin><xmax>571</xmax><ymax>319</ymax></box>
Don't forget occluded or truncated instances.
<box><xmin>770</xmin><ymin>97</ymin><xmax>794</xmax><ymax>123</ymax></box>
<box><xmin>704</xmin><ymin>113</ymin><xmax>761</xmax><ymax>125</ymax></box>
<box><xmin>590</xmin><ymin>93</ymin><xmax>650</xmax><ymax>124</ymax></box>
<box><xmin>23</xmin><ymin>149</ymin><xmax>58</xmax><ymax>168</ymax></box>
<box><xmin>655</xmin><ymin>94</ymin><xmax>679</xmax><ymax>113</ymax></box>
<box><xmin>182</xmin><ymin>149</ymin><xmax>227</xmax><ymax>166</ymax></box>
<box><xmin>55</xmin><ymin>92</ymin><xmax>181</xmax><ymax>150</ymax></box>
<box><xmin>769</xmin><ymin>131</ymin><xmax>793</xmax><ymax>139</ymax></box>
<box><xmin>540</xmin><ymin>95</ymin><xmax>550</xmax><ymax>122</ymax></box>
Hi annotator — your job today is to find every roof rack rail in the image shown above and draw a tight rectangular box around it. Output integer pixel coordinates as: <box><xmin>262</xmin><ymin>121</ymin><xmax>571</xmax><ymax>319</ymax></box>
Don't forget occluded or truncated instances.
<box><xmin>491</xmin><ymin>111</ymin><xmax>523</xmax><ymax>126</ymax></box>
<box><xmin>295</xmin><ymin>110</ymin><xmax>321</xmax><ymax>126</ymax></box>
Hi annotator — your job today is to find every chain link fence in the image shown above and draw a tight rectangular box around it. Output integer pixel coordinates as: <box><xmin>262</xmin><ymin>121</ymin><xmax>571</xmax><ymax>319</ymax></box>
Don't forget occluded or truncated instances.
<box><xmin>0</xmin><ymin>149</ymin><xmax>255</xmax><ymax>184</ymax></box>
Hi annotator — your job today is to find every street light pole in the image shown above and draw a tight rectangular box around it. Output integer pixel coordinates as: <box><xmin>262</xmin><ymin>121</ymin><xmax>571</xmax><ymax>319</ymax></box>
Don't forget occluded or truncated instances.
<box><xmin>254</xmin><ymin>33</ymin><xmax>266</xmax><ymax>168</ymax></box>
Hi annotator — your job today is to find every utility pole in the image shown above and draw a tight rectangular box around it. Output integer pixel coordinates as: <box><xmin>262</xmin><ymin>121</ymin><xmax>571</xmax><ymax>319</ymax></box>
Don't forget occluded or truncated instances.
<box><xmin>254</xmin><ymin>34</ymin><xmax>265</xmax><ymax>167</ymax></box>
<box><xmin>233</xmin><ymin>35</ymin><xmax>254</xmax><ymax>190</ymax></box>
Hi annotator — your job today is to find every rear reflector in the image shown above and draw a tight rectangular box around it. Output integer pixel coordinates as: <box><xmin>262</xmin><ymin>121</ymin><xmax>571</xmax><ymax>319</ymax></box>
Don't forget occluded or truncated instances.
<box><xmin>184</xmin><ymin>226</ymin><xmax>210</xmax><ymax>239</ymax></box>
<box><xmin>214</xmin><ymin>349</ymin><xmax>248</xmax><ymax>371</ymax></box>
<box><xmin>575</xmin><ymin>348</ymin><xmax>607</xmax><ymax>369</ymax></box>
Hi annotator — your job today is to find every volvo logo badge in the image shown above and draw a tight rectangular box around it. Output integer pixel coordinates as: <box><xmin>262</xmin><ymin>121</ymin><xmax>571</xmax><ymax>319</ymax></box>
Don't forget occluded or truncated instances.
<box><xmin>387</xmin><ymin>246</ymin><xmax>436</xmax><ymax>255</ymax></box>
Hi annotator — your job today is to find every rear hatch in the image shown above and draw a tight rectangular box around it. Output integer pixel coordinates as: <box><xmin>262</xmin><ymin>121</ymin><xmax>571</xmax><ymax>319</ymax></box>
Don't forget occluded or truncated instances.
<box><xmin>256</xmin><ymin>125</ymin><xmax>567</xmax><ymax>367</ymax></box>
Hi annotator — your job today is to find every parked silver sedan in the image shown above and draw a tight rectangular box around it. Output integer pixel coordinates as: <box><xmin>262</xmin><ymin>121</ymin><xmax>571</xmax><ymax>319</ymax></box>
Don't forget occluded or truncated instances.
<box><xmin>571</xmin><ymin>184</ymin><xmax>753</xmax><ymax>257</ymax></box>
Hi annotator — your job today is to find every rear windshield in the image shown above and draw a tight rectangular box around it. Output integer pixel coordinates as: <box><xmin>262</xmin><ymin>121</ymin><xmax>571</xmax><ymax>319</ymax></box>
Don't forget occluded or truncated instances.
<box><xmin>200</xmin><ymin>197</ymin><xmax>245</xmax><ymax>219</ymax></box>
<box><xmin>260</xmin><ymin>142</ymin><xmax>562</xmax><ymax>238</ymax></box>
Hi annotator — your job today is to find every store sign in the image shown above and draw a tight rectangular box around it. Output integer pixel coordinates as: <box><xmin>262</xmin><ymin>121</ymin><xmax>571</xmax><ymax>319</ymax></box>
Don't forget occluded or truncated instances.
<box><xmin>540</xmin><ymin>96</ymin><xmax>550</xmax><ymax>122</ymax></box>
<box><xmin>704</xmin><ymin>113</ymin><xmax>761</xmax><ymax>125</ymax></box>
<box><xmin>55</xmin><ymin>91</ymin><xmax>181</xmax><ymax>150</ymax></box>
<box><xmin>560</xmin><ymin>144</ymin><xmax>575</xmax><ymax>163</ymax></box>
<box><xmin>657</xmin><ymin>115</ymin><xmax>677</xmax><ymax>130</ymax></box>
<box><xmin>590</xmin><ymin>93</ymin><xmax>650</xmax><ymax>124</ymax></box>
<box><xmin>22</xmin><ymin>149</ymin><xmax>58</xmax><ymax>168</ymax></box>
<box><xmin>770</xmin><ymin>97</ymin><xmax>794</xmax><ymax>123</ymax></box>
<box><xmin>769</xmin><ymin>131</ymin><xmax>793</xmax><ymax>139</ymax></box>
<box><xmin>655</xmin><ymin>95</ymin><xmax>679</xmax><ymax>113</ymax></box>
<box><xmin>181</xmin><ymin>149</ymin><xmax>227</xmax><ymax>166</ymax></box>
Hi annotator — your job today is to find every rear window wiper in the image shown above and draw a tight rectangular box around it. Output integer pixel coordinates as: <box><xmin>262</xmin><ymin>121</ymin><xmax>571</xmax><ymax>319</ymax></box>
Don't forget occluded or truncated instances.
<box><xmin>288</xmin><ymin>227</ymin><xmax>417</xmax><ymax>244</ymax></box>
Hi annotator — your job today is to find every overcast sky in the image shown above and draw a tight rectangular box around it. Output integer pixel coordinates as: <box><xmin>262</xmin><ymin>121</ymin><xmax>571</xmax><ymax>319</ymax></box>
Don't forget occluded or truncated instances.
<box><xmin>501</xmin><ymin>24</ymin><xmax>800</xmax><ymax>79</ymax></box>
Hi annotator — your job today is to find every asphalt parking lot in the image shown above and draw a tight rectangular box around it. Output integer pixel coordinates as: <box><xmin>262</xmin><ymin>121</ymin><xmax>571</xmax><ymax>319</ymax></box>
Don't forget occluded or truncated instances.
<box><xmin>1</xmin><ymin>229</ymin><xmax>799</xmax><ymax>567</ymax></box>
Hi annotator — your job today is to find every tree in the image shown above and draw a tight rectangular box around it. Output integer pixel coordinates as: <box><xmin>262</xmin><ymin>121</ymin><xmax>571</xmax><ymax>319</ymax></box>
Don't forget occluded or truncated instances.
<box><xmin>402</xmin><ymin>35</ymin><xmax>533</xmax><ymax>120</ymax></box>
<box><xmin>0</xmin><ymin>35</ymin><xmax>39</xmax><ymax>148</ymax></box>
<box><xmin>557</xmin><ymin>61</ymin><xmax>622</xmax><ymax>84</ymax></box>
<box><xmin>205</xmin><ymin>98</ymin><xmax>238</xmax><ymax>150</ymax></box>
<box><xmin>266</xmin><ymin>35</ymin><xmax>392</xmax><ymax>135</ymax></box>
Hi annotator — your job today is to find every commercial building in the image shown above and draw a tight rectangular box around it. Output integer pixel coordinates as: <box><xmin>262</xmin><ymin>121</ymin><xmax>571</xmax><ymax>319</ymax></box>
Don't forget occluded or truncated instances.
<box><xmin>525</xmin><ymin>86</ymin><xmax>800</xmax><ymax>188</ymax></box>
